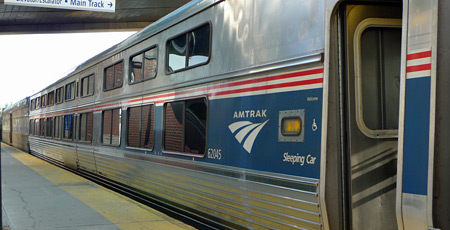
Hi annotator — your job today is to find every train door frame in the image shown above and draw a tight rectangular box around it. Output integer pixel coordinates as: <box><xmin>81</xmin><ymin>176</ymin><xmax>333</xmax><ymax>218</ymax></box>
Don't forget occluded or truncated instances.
<box><xmin>330</xmin><ymin>1</ymin><xmax>404</xmax><ymax>229</ymax></box>
<box><xmin>396</xmin><ymin>1</ymin><xmax>439</xmax><ymax>229</ymax></box>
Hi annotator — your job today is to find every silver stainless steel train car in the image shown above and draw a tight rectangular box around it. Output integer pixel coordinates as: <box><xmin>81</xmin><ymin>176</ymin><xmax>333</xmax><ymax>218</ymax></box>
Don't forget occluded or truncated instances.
<box><xmin>2</xmin><ymin>98</ymin><xmax>30</xmax><ymax>153</ymax></box>
<box><xmin>4</xmin><ymin>0</ymin><xmax>450</xmax><ymax>229</ymax></box>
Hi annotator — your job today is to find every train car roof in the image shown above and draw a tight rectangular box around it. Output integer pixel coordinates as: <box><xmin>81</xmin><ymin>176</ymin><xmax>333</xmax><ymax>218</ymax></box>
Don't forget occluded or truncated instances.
<box><xmin>2</xmin><ymin>97</ymin><xmax>29</xmax><ymax>114</ymax></box>
<box><xmin>31</xmin><ymin>0</ymin><xmax>222</xmax><ymax>96</ymax></box>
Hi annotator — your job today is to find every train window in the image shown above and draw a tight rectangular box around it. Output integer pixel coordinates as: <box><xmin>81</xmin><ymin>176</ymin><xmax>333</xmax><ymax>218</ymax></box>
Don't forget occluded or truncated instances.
<box><xmin>54</xmin><ymin>116</ymin><xmax>62</xmax><ymax>139</ymax></box>
<box><xmin>79</xmin><ymin>112</ymin><xmax>93</xmax><ymax>142</ymax></box>
<box><xmin>354</xmin><ymin>19</ymin><xmax>401</xmax><ymax>138</ymax></box>
<box><xmin>167</xmin><ymin>23</ymin><xmax>211</xmax><ymax>73</ymax></box>
<box><xmin>63</xmin><ymin>114</ymin><xmax>74</xmax><ymax>140</ymax></box>
<box><xmin>127</xmin><ymin>104</ymin><xmax>155</xmax><ymax>149</ymax></box>
<box><xmin>41</xmin><ymin>95</ymin><xmax>46</xmax><ymax>108</ymax></box>
<box><xmin>48</xmin><ymin>91</ymin><xmax>54</xmax><ymax>106</ymax></box>
<box><xmin>36</xmin><ymin>97</ymin><xmax>41</xmax><ymax>109</ymax></box>
<box><xmin>40</xmin><ymin>118</ymin><xmax>45</xmax><ymax>136</ymax></box>
<box><xmin>46</xmin><ymin>117</ymin><xmax>53</xmax><ymax>138</ymax></box>
<box><xmin>29</xmin><ymin>119</ymin><xmax>34</xmax><ymax>135</ymax></box>
<box><xmin>65</xmin><ymin>82</ymin><xmax>76</xmax><ymax>101</ymax></box>
<box><xmin>80</xmin><ymin>74</ymin><xmax>94</xmax><ymax>97</ymax></box>
<box><xmin>56</xmin><ymin>87</ymin><xmax>64</xmax><ymax>104</ymax></box>
<box><xmin>102</xmin><ymin>108</ymin><xmax>121</xmax><ymax>146</ymax></box>
<box><xmin>34</xmin><ymin>119</ymin><xmax>39</xmax><ymax>136</ymax></box>
<box><xmin>30</xmin><ymin>99</ymin><xmax>36</xmax><ymax>111</ymax></box>
<box><xmin>129</xmin><ymin>47</ymin><xmax>157</xmax><ymax>84</ymax></box>
<box><xmin>104</xmin><ymin>61</ymin><xmax>124</xmax><ymax>91</ymax></box>
<box><xmin>163</xmin><ymin>97</ymin><xmax>207</xmax><ymax>156</ymax></box>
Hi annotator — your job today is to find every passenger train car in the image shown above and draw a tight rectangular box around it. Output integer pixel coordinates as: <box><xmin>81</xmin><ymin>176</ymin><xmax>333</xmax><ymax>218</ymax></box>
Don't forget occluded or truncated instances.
<box><xmin>2</xmin><ymin>0</ymin><xmax>450</xmax><ymax>229</ymax></box>
<box><xmin>2</xmin><ymin>98</ymin><xmax>30</xmax><ymax>153</ymax></box>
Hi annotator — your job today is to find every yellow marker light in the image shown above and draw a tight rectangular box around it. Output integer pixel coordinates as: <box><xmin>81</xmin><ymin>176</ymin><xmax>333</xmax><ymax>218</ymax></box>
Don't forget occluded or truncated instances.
<box><xmin>281</xmin><ymin>117</ymin><xmax>302</xmax><ymax>136</ymax></box>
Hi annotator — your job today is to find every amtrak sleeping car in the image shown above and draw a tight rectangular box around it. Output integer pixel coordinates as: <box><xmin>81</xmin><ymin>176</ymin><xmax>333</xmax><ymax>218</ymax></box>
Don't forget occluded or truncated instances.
<box><xmin>3</xmin><ymin>0</ymin><xmax>450</xmax><ymax>229</ymax></box>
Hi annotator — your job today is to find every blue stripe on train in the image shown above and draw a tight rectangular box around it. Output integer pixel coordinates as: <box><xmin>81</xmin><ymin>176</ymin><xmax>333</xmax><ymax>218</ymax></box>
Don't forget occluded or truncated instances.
<box><xmin>402</xmin><ymin>77</ymin><xmax>431</xmax><ymax>195</ymax></box>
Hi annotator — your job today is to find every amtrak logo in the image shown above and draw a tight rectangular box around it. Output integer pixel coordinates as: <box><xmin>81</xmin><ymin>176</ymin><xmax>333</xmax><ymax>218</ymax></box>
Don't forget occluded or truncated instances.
<box><xmin>228</xmin><ymin>120</ymin><xmax>269</xmax><ymax>154</ymax></box>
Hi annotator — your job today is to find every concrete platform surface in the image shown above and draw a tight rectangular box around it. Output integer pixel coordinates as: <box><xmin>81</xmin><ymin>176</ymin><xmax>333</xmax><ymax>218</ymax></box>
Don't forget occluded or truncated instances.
<box><xmin>1</xmin><ymin>143</ymin><xmax>196</xmax><ymax>230</ymax></box>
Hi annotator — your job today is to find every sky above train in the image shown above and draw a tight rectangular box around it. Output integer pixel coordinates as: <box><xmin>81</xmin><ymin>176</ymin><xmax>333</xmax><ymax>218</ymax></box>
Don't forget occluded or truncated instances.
<box><xmin>0</xmin><ymin>31</ymin><xmax>136</xmax><ymax>108</ymax></box>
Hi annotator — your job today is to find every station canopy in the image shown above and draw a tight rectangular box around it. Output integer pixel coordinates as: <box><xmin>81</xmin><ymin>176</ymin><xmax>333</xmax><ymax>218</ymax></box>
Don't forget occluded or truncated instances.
<box><xmin>0</xmin><ymin>0</ymin><xmax>191</xmax><ymax>34</ymax></box>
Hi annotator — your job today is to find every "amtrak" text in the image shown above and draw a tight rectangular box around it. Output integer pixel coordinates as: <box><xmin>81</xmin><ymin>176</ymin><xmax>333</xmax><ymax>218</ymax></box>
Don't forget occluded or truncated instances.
<box><xmin>233</xmin><ymin>109</ymin><xmax>267</xmax><ymax>118</ymax></box>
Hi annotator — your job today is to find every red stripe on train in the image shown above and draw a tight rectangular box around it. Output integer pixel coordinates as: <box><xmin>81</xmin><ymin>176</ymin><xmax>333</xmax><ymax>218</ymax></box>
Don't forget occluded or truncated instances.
<box><xmin>406</xmin><ymin>64</ymin><xmax>431</xmax><ymax>73</ymax></box>
<box><xmin>407</xmin><ymin>51</ymin><xmax>432</xmax><ymax>60</ymax></box>
<box><xmin>132</xmin><ymin>68</ymin><xmax>324</xmax><ymax>103</ymax></box>
<box><xmin>209</xmin><ymin>78</ymin><xmax>323</xmax><ymax>97</ymax></box>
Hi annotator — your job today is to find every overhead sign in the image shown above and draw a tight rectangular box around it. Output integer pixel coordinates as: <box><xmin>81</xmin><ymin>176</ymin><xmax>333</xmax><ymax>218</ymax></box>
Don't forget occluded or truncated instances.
<box><xmin>5</xmin><ymin>0</ymin><xmax>116</xmax><ymax>13</ymax></box>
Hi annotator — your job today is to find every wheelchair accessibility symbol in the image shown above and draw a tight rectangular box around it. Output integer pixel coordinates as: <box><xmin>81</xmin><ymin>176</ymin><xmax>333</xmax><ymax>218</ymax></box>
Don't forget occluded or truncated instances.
<box><xmin>312</xmin><ymin>119</ymin><xmax>318</xmax><ymax>132</ymax></box>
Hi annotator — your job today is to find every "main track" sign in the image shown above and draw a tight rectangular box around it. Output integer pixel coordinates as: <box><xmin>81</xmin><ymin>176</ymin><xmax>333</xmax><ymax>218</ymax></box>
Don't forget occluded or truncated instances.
<box><xmin>5</xmin><ymin>0</ymin><xmax>116</xmax><ymax>13</ymax></box>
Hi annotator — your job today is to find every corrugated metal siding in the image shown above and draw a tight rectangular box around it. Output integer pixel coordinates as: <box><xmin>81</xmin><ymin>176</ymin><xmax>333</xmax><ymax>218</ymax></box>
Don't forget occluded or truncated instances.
<box><xmin>93</xmin><ymin>150</ymin><xmax>322</xmax><ymax>229</ymax></box>
<box><xmin>29</xmin><ymin>137</ymin><xmax>77</xmax><ymax>168</ymax></box>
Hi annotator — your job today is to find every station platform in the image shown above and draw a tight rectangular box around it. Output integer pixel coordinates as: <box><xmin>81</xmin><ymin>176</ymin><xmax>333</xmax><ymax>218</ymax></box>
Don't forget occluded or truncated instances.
<box><xmin>1</xmin><ymin>143</ymin><xmax>196</xmax><ymax>230</ymax></box>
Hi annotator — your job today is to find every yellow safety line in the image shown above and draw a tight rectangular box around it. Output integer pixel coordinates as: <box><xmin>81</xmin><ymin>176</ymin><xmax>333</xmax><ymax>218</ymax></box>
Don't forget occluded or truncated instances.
<box><xmin>2</xmin><ymin>144</ymin><xmax>195</xmax><ymax>230</ymax></box>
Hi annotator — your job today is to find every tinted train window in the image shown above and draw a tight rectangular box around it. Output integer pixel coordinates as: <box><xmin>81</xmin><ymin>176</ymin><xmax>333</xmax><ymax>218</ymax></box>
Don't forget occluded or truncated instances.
<box><xmin>104</xmin><ymin>61</ymin><xmax>124</xmax><ymax>91</ymax></box>
<box><xmin>31</xmin><ymin>99</ymin><xmax>36</xmax><ymax>111</ymax></box>
<box><xmin>102</xmin><ymin>108</ymin><xmax>121</xmax><ymax>145</ymax></box>
<box><xmin>48</xmin><ymin>91</ymin><xmax>54</xmax><ymax>106</ymax></box>
<box><xmin>54</xmin><ymin>116</ymin><xmax>62</xmax><ymax>139</ymax></box>
<box><xmin>41</xmin><ymin>95</ymin><xmax>46</xmax><ymax>108</ymax></box>
<box><xmin>79</xmin><ymin>112</ymin><xmax>93</xmax><ymax>142</ymax></box>
<box><xmin>63</xmin><ymin>114</ymin><xmax>74</xmax><ymax>139</ymax></box>
<box><xmin>127</xmin><ymin>104</ymin><xmax>155</xmax><ymax>149</ymax></box>
<box><xmin>167</xmin><ymin>24</ymin><xmax>211</xmax><ymax>73</ymax></box>
<box><xmin>130</xmin><ymin>47</ymin><xmax>157</xmax><ymax>84</ymax></box>
<box><xmin>46</xmin><ymin>117</ymin><xmax>53</xmax><ymax>138</ymax></box>
<box><xmin>56</xmin><ymin>87</ymin><xmax>64</xmax><ymax>104</ymax></box>
<box><xmin>36</xmin><ymin>97</ymin><xmax>41</xmax><ymax>109</ymax></box>
<box><xmin>40</xmin><ymin>118</ymin><xmax>45</xmax><ymax>136</ymax></box>
<box><xmin>65</xmin><ymin>82</ymin><xmax>76</xmax><ymax>101</ymax></box>
<box><xmin>81</xmin><ymin>74</ymin><xmax>94</xmax><ymax>97</ymax></box>
<box><xmin>164</xmin><ymin>98</ymin><xmax>207</xmax><ymax>155</ymax></box>
<box><xmin>29</xmin><ymin>120</ymin><xmax>34</xmax><ymax>135</ymax></box>
<box><xmin>34</xmin><ymin>119</ymin><xmax>39</xmax><ymax>136</ymax></box>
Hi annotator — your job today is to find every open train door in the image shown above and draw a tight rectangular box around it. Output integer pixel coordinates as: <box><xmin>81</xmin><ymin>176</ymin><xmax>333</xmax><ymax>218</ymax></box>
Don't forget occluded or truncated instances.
<box><xmin>324</xmin><ymin>0</ymin><xmax>403</xmax><ymax>229</ymax></box>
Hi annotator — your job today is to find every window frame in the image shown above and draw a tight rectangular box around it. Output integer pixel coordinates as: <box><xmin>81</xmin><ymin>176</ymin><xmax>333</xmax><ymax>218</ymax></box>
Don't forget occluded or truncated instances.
<box><xmin>29</xmin><ymin>119</ymin><xmax>34</xmax><ymax>135</ymax></box>
<box><xmin>101</xmin><ymin>108</ymin><xmax>122</xmax><ymax>146</ymax></box>
<box><xmin>166</xmin><ymin>22</ymin><xmax>212</xmax><ymax>74</ymax></box>
<box><xmin>354</xmin><ymin>18</ymin><xmax>402</xmax><ymax>139</ymax></box>
<box><xmin>41</xmin><ymin>95</ymin><xmax>46</xmax><ymax>108</ymax></box>
<box><xmin>34</xmin><ymin>119</ymin><xmax>39</xmax><ymax>136</ymax></box>
<box><xmin>36</xmin><ymin>97</ymin><xmax>41</xmax><ymax>110</ymax></box>
<box><xmin>162</xmin><ymin>96</ymin><xmax>208</xmax><ymax>157</ymax></box>
<box><xmin>78</xmin><ymin>112</ymin><xmax>93</xmax><ymax>143</ymax></box>
<box><xmin>48</xmin><ymin>91</ymin><xmax>55</xmax><ymax>107</ymax></box>
<box><xmin>80</xmin><ymin>74</ymin><xmax>95</xmax><ymax>98</ymax></box>
<box><xmin>129</xmin><ymin>46</ymin><xmax>158</xmax><ymax>85</ymax></box>
<box><xmin>65</xmin><ymin>81</ymin><xmax>76</xmax><ymax>102</ymax></box>
<box><xmin>103</xmin><ymin>60</ymin><xmax>124</xmax><ymax>91</ymax></box>
<box><xmin>53</xmin><ymin>116</ymin><xmax>63</xmax><ymax>139</ymax></box>
<box><xmin>30</xmin><ymin>99</ymin><xmax>36</xmax><ymax>111</ymax></box>
<box><xmin>126</xmin><ymin>103</ymin><xmax>155</xmax><ymax>151</ymax></box>
<box><xmin>46</xmin><ymin>117</ymin><xmax>53</xmax><ymax>138</ymax></box>
<box><xmin>63</xmin><ymin>114</ymin><xmax>75</xmax><ymax>140</ymax></box>
<box><xmin>39</xmin><ymin>118</ymin><xmax>46</xmax><ymax>136</ymax></box>
<box><xmin>55</xmin><ymin>87</ymin><xmax>64</xmax><ymax>104</ymax></box>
